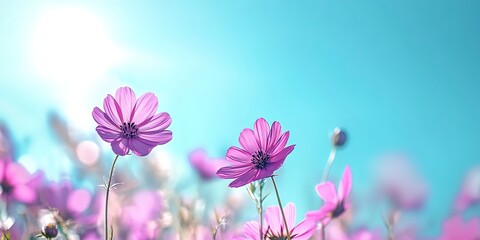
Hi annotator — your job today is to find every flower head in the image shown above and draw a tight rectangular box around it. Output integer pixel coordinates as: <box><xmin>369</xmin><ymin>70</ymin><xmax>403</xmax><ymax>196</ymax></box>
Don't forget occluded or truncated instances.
<box><xmin>92</xmin><ymin>86</ymin><xmax>172</xmax><ymax>156</ymax></box>
<box><xmin>189</xmin><ymin>149</ymin><xmax>227</xmax><ymax>180</ymax></box>
<box><xmin>241</xmin><ymin>203</ymin><xmax>316</xmax><ymax>240</ymax></box>
<box><xmin>307</xmin><ymin>166</ymin><xmax>352</xmax><ymax>225</ymax></box>
<box><xmin>332</xmin><ymin>127</ymin><xmax>347</xmax><ymax>147</ymax></box>
<box><xmin>216</xmin><ymin>118</ymin><xmax>295</xmax><ymax>187</ymax></box>
<box><xmin>0</xmin><ymin>159</ymin><xmax>39</xmax><ymax>204</ymax></box>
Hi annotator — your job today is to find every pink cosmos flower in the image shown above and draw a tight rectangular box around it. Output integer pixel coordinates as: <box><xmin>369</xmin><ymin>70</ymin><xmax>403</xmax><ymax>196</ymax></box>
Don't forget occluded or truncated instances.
<box><xmin>188</xmin><ymin>148</ymin><xmax>228</xmax><ymax>180</ymax></box>
<box><xmin>240</xmin><ymin>203</ymin><xmax>316</xmax><ymax>240</ymax></box>
<box><xmin>307</xmin><ymin>166</ymin><xmax>352</xmax><ymax>225</ymax></box>
<box><xmin>454</xmin><ymin>166</ymin><xmax>480</xmax><ymax>212</ymax></box>
<box><xmin>0</xmin><ymin>159</ymin><xmax>39</xmax><ymax>204</ymax></box>
<box><xmin>216</xmin><ymin>118</ymin><xmax>295</xmax><ymax>187</ymax></box>
<box><xmin>438</xmin><ymin>216</ymin><xmax>480</xmax><ymax>240</ymax></box>
<box><xmin>92</xmin><ymin>86</ymin><xmax>172</xmax><ymax>156</ymax></box>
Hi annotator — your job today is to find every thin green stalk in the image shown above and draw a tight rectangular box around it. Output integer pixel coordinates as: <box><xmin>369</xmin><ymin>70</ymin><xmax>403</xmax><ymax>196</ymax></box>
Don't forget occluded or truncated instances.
<box><xmin>270</xmin><ymin>176</ymin><xmax>291</xmax><ymax>240</ymax></box>
<box><xmin>105</xmin><ymin>155</ymin><xmax>119</xmax><ymax>240</ymax></box>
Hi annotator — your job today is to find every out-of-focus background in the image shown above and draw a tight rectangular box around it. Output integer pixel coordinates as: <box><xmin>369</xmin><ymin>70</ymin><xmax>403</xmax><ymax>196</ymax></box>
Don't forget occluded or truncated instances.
<box><xmin>1</xmin><ymin>1</ymin><xmax>479</xmax><ymax>239</ymax></box>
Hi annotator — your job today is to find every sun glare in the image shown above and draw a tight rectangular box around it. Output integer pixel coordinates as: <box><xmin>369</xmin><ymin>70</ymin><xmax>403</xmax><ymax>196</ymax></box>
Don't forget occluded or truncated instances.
<box><xmin>30</xmin><ymin>6</ymin><xmax>126</xmax><ymax>83</ymax></box>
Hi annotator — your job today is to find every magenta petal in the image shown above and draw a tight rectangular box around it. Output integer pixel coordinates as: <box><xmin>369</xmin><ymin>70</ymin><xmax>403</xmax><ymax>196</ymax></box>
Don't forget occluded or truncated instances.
<box><xmin>6</xmin><ymin>162</ymin><xmax>30</xmax><ymax>185</ymax></box>
<box><xmin>291</xmin><ymin>219</ymin><xmax>317</xmax><ymax>240</ymax></box>
<box><xmin>0</xmin><ymin>161</ymin><xmax>4</xmax><ymax>182</ymax></box>
<box><xmin>115</xmin><ymin>86</ymin><xmax>136</xmax><ymax>122</ymax></box>
<box><xmin>12</xmin><ymin>184</ymin><xmax>35</xmax><ymax>203</ymax></box>
<box><xmin>130</xmin><ymin>139</ymin><xmax>154</xmax><ymax>157</ymax></box>
<box><xmin>111</xmin><ymin>138</ymin><xmax>130</xmax><ymax>156</ymax></box>
<box><xmin>254</xmin><ymin>118</ymin><xmax>269</xmax><ymax>151</ymax></box>
<box><xmin>306</xmin><ymin>204</ymin><xmax>335</xmax><ymax>222</ymax></box>
<box><xmin>255</xmin><ymin>161</ymin><xmax>283</xmax><ymax>179</ymax></box>
<box><xmin>243</xmin><ymin>221</ymin><xmax>261</xmax><ymax>240</ymax></box>
<box><xmin>139</xmin><ymin>130</ymin><xmax>172</xmax><ymax>145</ymax></box>
<box><xmin>131</xmin><ymin>93</ymin><xmax>158</xmax><ymax>126</ymax></box>
<box><xmin>338</xmin><ymin>166</ymin><xmax>352</xmax><ymax>201</ymax></box>
<box><xmin>316</xmin><ymin>182</ymin><xmax>338</xmax><ymax>203</ymax></box>
<box><xmin>229</xmin><ymin>169</ymin><xmax>258</xmax><ymax>187</ymax></box>
<box><xmin>270</xmin><ymin>145</ymin><xmax>295</xmax><ymax>163</ymax></box>
<box><xmin>139</xmin><ymin>112</ymin><xmax>171</xmax><ymax>132</ymax></box>
<box><xmin>284</xmin><ymin>203</ymin><xmax>296</xmax><ymax>230</ymax></box>
<box><xmin>269</xmin><ymin>131</ymin><xmax>290</xmax><ymax>155</ymax></box>
<box><xmin>103</xmin><ymin>95</ymin><xmax>123</xmax><ymax>125</ymax></box>
<box><xmin>226</xmin><ymin>147</ymin><xmax>252</xmax><ymax>165</ymax></box>
<box><xmin>239</xmin><ymin>128</ymin><xmax>259</xmax><ymax>153</ymax></box>
<box><xmin>266</xmin><ymin>121</ymin><xmax>282</xmax><ymax>151</ymax></box>
<box><xmin>265</xmin><ymin>205</ymin><xmax>282</xmax><ymax>234</ymax></box>
<box><xmin>217</xmin><ymin>165</ymin><xmax>253</xmax><ymax>179</ymax></box>
<box><xmin>96</xmin><ymin>126</ymin><xmax>120</xmax><ymax>143</ymax></box>
<box><xmin>92</xmin><ymin>107</ymin><xmax>118</xmax><ymax>130</ymax></box>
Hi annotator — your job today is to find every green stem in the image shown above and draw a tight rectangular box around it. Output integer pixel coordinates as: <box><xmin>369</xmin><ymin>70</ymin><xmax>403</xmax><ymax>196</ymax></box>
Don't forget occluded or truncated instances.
<box><xmin>105</xmin><ymin>155</ymin><xmax>119</xmax><ymax>240</ymax></box>
<box><xmin>270</xmin><ymin>176</ymin><xmax>291</xmax><ymax>240</ymax></box>
<box><xmin>321</xmin><ymin>146</ymin><xmax>337</xmax><ymax>183</ymax></box>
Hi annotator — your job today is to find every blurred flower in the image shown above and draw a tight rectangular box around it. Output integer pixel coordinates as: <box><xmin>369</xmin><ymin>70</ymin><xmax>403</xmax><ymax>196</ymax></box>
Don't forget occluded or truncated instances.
<box><xmin>189</xmin><ymin>149</ymin><xmax>227</xmax><ymax>180</ymax></box>
<box><xmin>92</xmin><ymin>86</ymin><xmax>172</xmax><ymax>156</ymax></box>
<box><xmin>120</xmin><ymin>190</ymin><xmax>163</xmax><ymax>239</ymax></box>
<box><xmin>217</xmin><ymin>118</ymin><xmax>295</xmax><ymax>187</ymax></box>
<box><xmin>240</xmin><ymin>203</ymin><xmax>316</xmax><ymax>240</ymax></box>
<box><xmin>0</xmin><ymin>159</ymin><xmax>38</xmax><ymax>204</ymax></box>
<box><xmin>438</xmin><ymin>216</ymin><xmax>480</xmax><ymax>240</ymax></box>
<box><xmin>311</xmin><ymin>220</ymin><xmax>382</xmax><ymax>240</ymax></box>
<box><xmin>454</xmin><ymin>166</ymin><xmax>480</xmax><ymax>212</ymax></box>
<box><xmin>375</xmin><ymin>154</ymin><xmax>428</xmax><ymax>210</ymax></box>
<box><xmin>307</xmin><ymin>166</ymin><xmax>352</xmax><ymax>225</ymax></box>
<box><xmin>332</xmin><ymin>127</ymin><xmax>347</xmax><ymax>147</ymax></box>
<box><xmin>39</xmin><ymin>181</ymin><xmax>93</xmax><ymax>223</ymax></box>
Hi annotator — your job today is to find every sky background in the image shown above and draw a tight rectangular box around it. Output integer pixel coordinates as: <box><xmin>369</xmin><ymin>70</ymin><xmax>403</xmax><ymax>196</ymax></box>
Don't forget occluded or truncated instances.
<box><xmin>1</xmin><ymin>0</ymin><xmax>479</xmax><ymax>237</ymax></box>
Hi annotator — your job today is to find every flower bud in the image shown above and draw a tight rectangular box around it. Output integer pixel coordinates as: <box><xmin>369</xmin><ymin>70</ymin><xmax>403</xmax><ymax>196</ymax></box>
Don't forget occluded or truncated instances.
<box><xmin>332</xmin><ymin>128</ymin><xmax>347</xmax><ymax>147</ymax></box>
<box><xmin>42</xmin><ymin>223</ymin><xmax>58</xmax><ymax>239</ymax></box>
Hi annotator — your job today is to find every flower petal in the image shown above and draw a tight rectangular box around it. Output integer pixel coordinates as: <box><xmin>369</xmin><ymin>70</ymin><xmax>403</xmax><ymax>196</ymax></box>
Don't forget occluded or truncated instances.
<box><xmin>229</xmin><ymin>168</ymin><xmax>258</xmax><ymax>188</ymax></box>
<box><xmin>103</xmin><ymin>95</ymin><xmax>123</xmax><ymax>125</ymax></box>
<box><xmin>268</xmin><ymin>131</ymin><xmax>290</xmax><ymax>156</ymax></box>
<box><xmin>243</xmin><ymin>221</ymin><xmax>261</xmax><ymax>240</ymax></box>
<box><xmin>239</xmin><ymin>128</ymin><xmax>259</xmax><ymax>153</ymax></box>
<box><xmin>217</xmin><ymin>165</ymin><xmax>253</xmax><ymax>179</ymax></box>
<box><xmin>115</xmin><ymin>86</ymin><xmax>136</xmax><ymax>122</ymax></box>
<box><xmin>139</xmin><ymin>130</ymin><xmax>172</xmax><ymax>145</ymax></box>
<box><xmin>111</xmin><ymin>138</ymin><xmax>130</xmax><ymax>156</ymax></box>
<box><xmin>131</xmin><ymin>93</ymin><xmax>158</xmax><ymax>126</ymax></box>
<box><xmin>264</xmin><ymin>204</ymin><xmax>282</xmax><ymax>235</ymax></box>
<box><xmin>254</xmin><ymin>118</ymin><xmax>269</xmax><ymax>151</ymax></box>
<box><xmin>67</xmin><ymin>189</ymin><xmax>92</xmax><ymax>215</ymax></box>
<box><xmin>270</xmin><ymin>145</ymin><xmax>295</xmax><ymax>163</ymax></box>
<box><xmin>306</xmin><ymin>204</ymin><xmax>336</xmax><ymax>222</ymax></box>
<box><xmin>284</xmin><ymin>203</ymin><xmax>296</xmax><ymax>231</ymax></box>
<box><xmin>139</xmin><ymin>112</ymin><xmax>171</xmax><ymax>132</ymax></box>
<box><xmin>12</xmin><ymin>184</ymin><xmax>35</xmax><ymax>203</ymax></box>
<box><xmin>291</xmin><ymin>219</ymin><xmax>317</xmax><ymax>240</ymax></box>
<box><xmin>316</xmin><ymin>182</ymin><xmax>338</xmax><ymax>203</ymax></box>
<box><xmin>92</xmin><ymin>107</ymin><xmax>118</xmax><ymax>130</ymax></box>
<box><xmin>96</xmin><ymin>126</ymin><xmax>121</xmax><ymax>143</ymax></box>
<box><xmin>6</xmin><ymin>162</ymin><xmax>30</xmax><ymax>185</ymax></box>
<box><xmin>338</xmin><ymin>166</ymin><xmax>352</xmax><ymax>201</ymax></box>
<box><xmin>129</xmin><ymin>138</ymin><xmax>154</xmax><ymax>157</ymax></box>
<box><xmin>266</xmin><ymin>121</ymin><xmax>282</xmax><ymax>152</ymax></box>
<box><xmin>226</xmin><ymin>146</ymin><xmax>253</xmax><ymax>165</ymax></box>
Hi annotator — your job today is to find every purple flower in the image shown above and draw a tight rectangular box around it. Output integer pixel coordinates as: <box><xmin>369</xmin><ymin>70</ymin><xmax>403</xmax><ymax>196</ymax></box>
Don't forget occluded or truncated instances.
<box><xmin>188</xmin><ymin>149</ymin><xmax>227</xmax><ymax>180</ymax></box>
<box><xmin>120</xmin><ymin>190</ymin><xmax>163</xmax><ymax>239</ymax></box>
<box><xmin>438</xmin><ymin>216</ymin><xmax>480</xmax><ymax>240</ymax></box>
<box><xmin>217</xmin><ymin>118</ymin><xmax>295</xmax><ymax>187</ymax></box>
<box><xmin>241</xmin><ymin>203</ymin><xmax>316</xmax><ymax>240</ymax></box>
<box><xmin>92</xmin><ymin>86</ymin><xmax>172</xmax><ymax>156</ymax></box>
<box><xmin>454</xmin><ymin>166</ymin><xmax>480</xmax><ymax>212</ymax></box>
<box><xmin>307</xmin><ymin>166</ymin><xmax>352</xmax><ymax>225</ymax></box>
<box><xmin>39</xmin><ymin>181</ymin><xmax>93</xmax><ymax>222</ymax></box>
<box><xmin>0</xmin><ymin>160</ymin><xmax>38</xmax><ymax>204</ymax></box>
